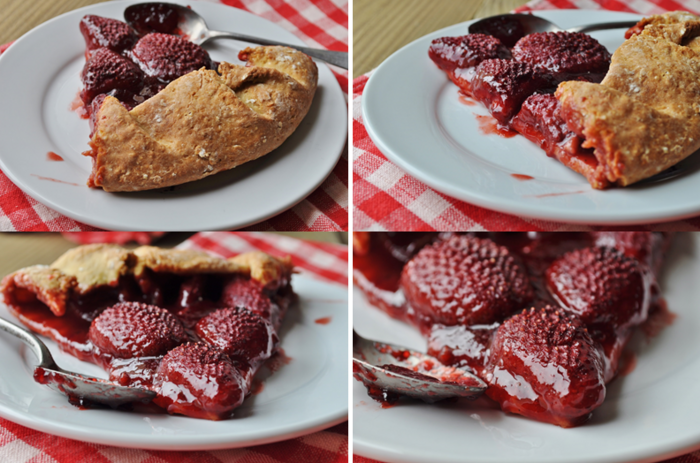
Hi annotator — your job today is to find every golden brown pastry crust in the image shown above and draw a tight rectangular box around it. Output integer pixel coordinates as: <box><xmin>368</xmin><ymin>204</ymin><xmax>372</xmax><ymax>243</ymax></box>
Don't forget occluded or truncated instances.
<box><xmin>85</xmin><ymin>46</ymin><xmax>318</xmax><ymax>192</ymax></box>
<box><xmin>2</xmin><ymin>266</ymin><xmax>76</xmax><ymax>316</ymax></box>
<box><xmin>556</xmin><ymin>12</ymin><xmax>700</xmax><ymax>187</ymax></box>
<box><xmin>52</xmin><ymin>244</ymin><xmax>133</xmax><ymax>293</ymax></box>
<box><xmin>0</xmin><ymin>244</ymin><xmax>293</xmax><ymax>316</ymax></box>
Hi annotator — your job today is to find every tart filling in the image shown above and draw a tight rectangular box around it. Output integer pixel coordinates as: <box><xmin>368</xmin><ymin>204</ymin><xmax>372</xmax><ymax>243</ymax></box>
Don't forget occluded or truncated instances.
<box><xmin>1</xmin><ymin>244</ymin><xmax>295</xmax><ymax>420</ymax></box>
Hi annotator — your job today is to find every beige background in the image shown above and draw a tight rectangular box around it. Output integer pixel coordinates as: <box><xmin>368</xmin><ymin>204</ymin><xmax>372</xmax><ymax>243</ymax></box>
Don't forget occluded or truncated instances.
<box><xmin>354</xmin><ymin>0</ymin><xmax>530</xmax><ymax>77</ymax></box>
<box><xmin>0</xmin><ymin>0</ymin><xmax>108</xmax><ymax>46</ymax></box>
<box><xmin>0</xmin><ymin>232</ymin><xmax>347</xmax><ymax>277</ymax></box>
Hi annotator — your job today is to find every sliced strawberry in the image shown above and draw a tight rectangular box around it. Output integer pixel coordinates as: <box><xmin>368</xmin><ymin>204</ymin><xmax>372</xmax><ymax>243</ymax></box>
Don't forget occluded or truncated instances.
<box><xmin>154</xmin><ymin>343</ymin><xmax>246</xmax><ymax>420</ymax></box>
<box><xmin>545</xmin><ymin>246</ymin><xmax>651</xmax><ymax>331</ymax></box>
<box><xmin>79</xmin><ymin>15</ymin><xmax>138</xmax><ymax>54</ymax></box>
<box><xmin>512</xmin><ymin>32</ymin><xmax>610</xmax><ymax>81</ymax></box>
<box><xmin>401</xmin><ymin>235</ymin><xmax>534</xmax><ymax>331</ymax></box>
<box><xmin>88</xmin><ymin>301</ymin><xmax>187</xmax><ymax>358</ymax></box>
<box><xmin>512</xmin><ymin>94</ymin><xmax>579</xmax><ymax>151</ymax></box>
<box><xmin>428</xmin><ymin>34</ymin><xmax>511</xmax><ymax>75</ymax></box>
<box><xmin>131</xmin><ymin>33</ymin><xmax>213</xmax><ymax>82</ymax></box>
<box><xmin>195</xmin><ymin>307</ymin><xmax>277</xmax><ymax>366</ymax></box>
<box><xmin>221</xmin><ymin>277</ymin><xmax>274</xmax><ymax>322</ymax></box>
<box><xmin>484</xmin><ymin>306</ymin><xmax>606</xmax><ymax>427</ymax></box>
<box><xmin>80</xmin><ymin>48</ymin><xmax>146</xmax><ymax>106</ymax></box>
<box><xmin>471</xmin><ymin>59</ymin><xmax>555</xmax><ymax>124</ymax></box>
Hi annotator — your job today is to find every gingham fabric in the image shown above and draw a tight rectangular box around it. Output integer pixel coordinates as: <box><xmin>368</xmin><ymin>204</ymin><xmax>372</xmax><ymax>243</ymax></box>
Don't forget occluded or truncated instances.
<box><xmin>0</xmin><ymin>232</ymin><xmax>349</xmax><ymax>463</ymax></box>
<box><xmin>0</xmin><ymin>0</ymin><xmax>348</xmax><ymax>232</ymax></box>
<box><xmin>352</xmin><ymin>0</ymin><xmax>700</xmax><ymax>232</ymax></box>
<box><xmin>354</xmin><ymin>452</ymin><xmax>700</xmax><ymax>463</ymax></box>
<box><xmin>61</xmin><ymin>232</ymin><xmax>166</xmax><ymax>245</ymax></box>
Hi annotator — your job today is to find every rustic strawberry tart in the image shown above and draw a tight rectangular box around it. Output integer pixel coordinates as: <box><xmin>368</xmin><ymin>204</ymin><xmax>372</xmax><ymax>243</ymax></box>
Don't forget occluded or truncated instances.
<box><xmin>78</xmin><ymin>13</ymin><xmax>317</xmax><ymax>192</ymax></box>
<box><xmin>353</xmin><ymin>232</ymin><xmax>674</xmax><ymax>427</ymax></box>
<box><xmin>1</xmin><ymin>244</ymin><xmax>295</xmax><ymax>420</ymax></box>
<box><xmin>429</xmin><ymin>11</ymin><xmax>700</xmax><ymax>188</ymax></box>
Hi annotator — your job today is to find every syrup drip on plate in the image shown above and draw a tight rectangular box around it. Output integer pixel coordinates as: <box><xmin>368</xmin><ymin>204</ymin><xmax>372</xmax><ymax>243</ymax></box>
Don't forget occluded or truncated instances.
<box><xmin>31</xmin><ymin>174</ymin><xmax>79</xmax><ymax>186</ymax></box>
<box><xmin>475</xmin><ymin>115</ymin><xmax>517</xmax><ymax>138</ymax></box>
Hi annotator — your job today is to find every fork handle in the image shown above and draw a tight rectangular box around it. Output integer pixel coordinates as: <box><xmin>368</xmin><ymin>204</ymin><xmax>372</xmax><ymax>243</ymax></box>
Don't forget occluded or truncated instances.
<box><xmin>0</xmin><ymin>317</ymin><xmax>58</xmax><ymax>370</ymax></box>
<box><xmin>568</xmin><ymin>21</ymin><xmax>639</xmax><ymax>33</ymax></box>
<box><xmin>206</xmin><ymin>30</ymin><xmax>348</xmax><ymax>69</ymax></box>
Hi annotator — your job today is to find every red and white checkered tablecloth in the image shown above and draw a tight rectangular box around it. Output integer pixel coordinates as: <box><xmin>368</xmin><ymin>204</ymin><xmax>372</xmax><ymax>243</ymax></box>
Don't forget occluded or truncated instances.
<box><xmin>352</xmin><ymin>0</ymin><xmax>700</xmax><ymax>232</ymax></box>
<box><xmin>354</xmin><ymin>451</ymin><xmax>700</xmax><ymax>463</ymax></box>
<box><xmin>0</xmin><ymin>0</ymin><xmax>348</xmax><ymax>232</ymax></box>
<box><xmin>0</xmin><ymin>231</ymin><xmax>349</xmax><ymax>463</ymax></box>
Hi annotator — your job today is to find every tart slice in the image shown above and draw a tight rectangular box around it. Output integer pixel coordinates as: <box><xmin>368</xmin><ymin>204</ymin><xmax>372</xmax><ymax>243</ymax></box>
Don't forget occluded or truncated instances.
<box><xmin>86</xmin><ymin>47</ymin><xmax>318</xmax><ymax>192</ymax></box>
<box><xmin>429</xmin><ymin>11</ymin><xmax>700</xmax><ymax>188</ymax></box>
<box><xmin>1</xmin><ymin>244</ymin><xmax>295</xmax><ymax>420</ymax></box>
<box><xmin>78</xmin><ymin>14</ymin><xmax>318</xmax><ymax>192</ymax></box>
<box><xmin>555</xmin><ymin>12</ymin><xmax>700</xmax><ymax>187</ymax></box>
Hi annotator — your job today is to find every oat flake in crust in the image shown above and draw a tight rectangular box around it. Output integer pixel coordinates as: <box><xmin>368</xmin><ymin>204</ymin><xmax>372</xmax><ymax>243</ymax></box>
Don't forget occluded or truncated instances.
<box><xmin>85</xmin><ymin>46</ymin><xmax>318</xmax><ymax>192</ymax></box>
<box><xmin>556</xmin><ymin>12</ymin><xmax>700</xmax><ymax>187</ymax></box>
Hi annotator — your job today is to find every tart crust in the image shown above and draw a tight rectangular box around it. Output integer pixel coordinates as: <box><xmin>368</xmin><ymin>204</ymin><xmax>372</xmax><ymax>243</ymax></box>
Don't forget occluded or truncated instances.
<box><xmin>556</xmin><ymin>12</ymin><xmax>700</xmax><ymax>187</ymax></box>
<box><xmin>1</xmin><ymin>244</ymin><xmax>293</xmax><ymax>317</ymax></box>
<box><xmin>85</xmin><ymin>46</ymin><xmax>318</xmax><ymax>192</ymax></box>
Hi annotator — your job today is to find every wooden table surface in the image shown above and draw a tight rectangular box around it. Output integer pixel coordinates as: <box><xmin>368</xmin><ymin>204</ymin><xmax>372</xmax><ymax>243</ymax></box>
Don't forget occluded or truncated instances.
<box><xmin>0</xmin><ymin>232</ymin><xmax>346</xmax><ymax>279</ymax></box>
<box><xmin>353</xmin><ymin>0</ymin><xmax>530</xmax><ymax>78</ymax></box>
<box><xmin>0</xmin><ymin>0</ymin><xmax>107</xmax><ymax>46</ymax></box>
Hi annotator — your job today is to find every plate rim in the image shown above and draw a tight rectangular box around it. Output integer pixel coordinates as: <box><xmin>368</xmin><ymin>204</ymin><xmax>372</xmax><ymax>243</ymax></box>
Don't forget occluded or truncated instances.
<box><xmin>360</xmin><ymin>9</ymin><xmax>700</xmax><ymax>226</ymax></box>
<box><xmin>0</xmin><ymin>0</ymin><xmax>348</xmax><ymax>231</ymax></box>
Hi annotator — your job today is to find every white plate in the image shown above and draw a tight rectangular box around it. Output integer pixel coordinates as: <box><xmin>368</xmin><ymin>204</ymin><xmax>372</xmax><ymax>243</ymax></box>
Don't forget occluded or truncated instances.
<box><xmin>354</xmin><ymin>233</ymin><xmax>700</xmax><ymax>463</ymax></box>
<box><xmin>0</xmin><ymin>274</ymin><xmax>348</xmax><ymax>450</ymax></box>
<box><xmin>0</xmin><ymin>0</ymin><xmax>347</xmax><ymax>231</ymax></box>
<box><xmin>362</xmin><ymin>10</ymin><xmax>700</xmax><ymax>225</ymax></box>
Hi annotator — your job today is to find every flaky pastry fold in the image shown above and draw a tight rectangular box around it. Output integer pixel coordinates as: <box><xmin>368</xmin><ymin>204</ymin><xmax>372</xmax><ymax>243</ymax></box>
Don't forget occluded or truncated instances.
<box><xmin>1</xmin><ymin>244</ymin><xmax>293</xmax><ymax>317</ymax></box>
<box><xmin>556</xmin><ymin>12</ymin><xmax>700</xmax><ymax>187</ymax></box>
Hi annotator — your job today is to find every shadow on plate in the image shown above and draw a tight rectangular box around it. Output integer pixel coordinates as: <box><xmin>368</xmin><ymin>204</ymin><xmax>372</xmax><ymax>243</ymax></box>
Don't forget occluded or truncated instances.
<box><xmin>630</xmin><ymin>149</ymin><xmax>700</xmax><ymax>189</ymax></box>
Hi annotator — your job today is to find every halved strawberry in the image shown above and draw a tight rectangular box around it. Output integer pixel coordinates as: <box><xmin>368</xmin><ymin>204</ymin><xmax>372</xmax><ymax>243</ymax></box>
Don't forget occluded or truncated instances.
<box><xmin>545</xmin><ymin>246</ymin><xmax>651</xmax><ymax>330</ymax></box>
<box><xmin>80</xmin><ymin>48</ymin><xmax>146</xmax><ymax>106</ymax></box>
<box><xmin>131</xmin><ymin>33</ymin><xmax>213</xmax><ymax>82</ymax></box>
<box><xmin>79</xmin><ymin>15</ymin><xmax>138</xmax><ymax>54</ymax></box>
<box><xmin>89</xmin><ymin>301</ymin><xmax>187</xmax><ymax>358</ymax></box>
<box><xmin>429</xmin><ymin>34</ymin><xmax>511</xmax><ymax>75</ymax></box>
<box><xmin>401</xmin><ymin>235</ymin><xmax>534</xmax><ymax>331</ymax></box>
<box><xmin>195</xmin><ymin>307</ymin><xmax>277</xmax><ymax>366</ymax></box>
<box><xmin>512</xmin><ymin>31</ymin><xmax>610</xmax><ymax>81</ymax></box>
<box><xmin>221</xmin><ymin>277</ymin><xmax>274</xmax><ymax>322</ymax></box>
<box><xmin>484</xmin><ymin>306</ymin><xmax>606</xmax><ymax>427</ymax></box>
<box><xmin>154</xmin><ymin>343</ymin><xmax>246</xmax><ymax>420</ymax></box>
<box><xmin>471</xmin><ymin>59</ymin><xmax>555</xmax><ymax>124</ymax></box>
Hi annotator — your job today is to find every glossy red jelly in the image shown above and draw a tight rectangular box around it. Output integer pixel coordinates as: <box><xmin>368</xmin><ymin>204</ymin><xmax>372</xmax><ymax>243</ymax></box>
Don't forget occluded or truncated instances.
<box><xmin>3</xmin><ymin>270</ymin><xmax>295</xmax><ymax>420</ymax></box>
